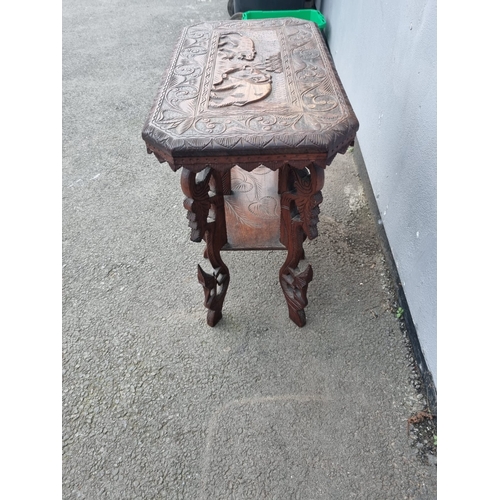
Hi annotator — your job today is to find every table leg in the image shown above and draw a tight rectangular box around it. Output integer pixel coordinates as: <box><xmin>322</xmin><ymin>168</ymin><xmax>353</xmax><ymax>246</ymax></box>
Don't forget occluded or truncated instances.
<box><xmin>279</xmin><ymin>163</ymin><xmax>325</xmax><ymax>326</ymax></box>
<box><xmin>181</xmin><ymin>168</ymin><xmax>230</xmax><ymax>326</ymax></box>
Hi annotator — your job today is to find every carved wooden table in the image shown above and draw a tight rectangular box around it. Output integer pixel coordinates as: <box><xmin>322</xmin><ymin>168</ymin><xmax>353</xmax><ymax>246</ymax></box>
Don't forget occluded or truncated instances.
<box><xmin>142</xmin><ymin>19</ymin><xmax>359</xmax><ymax>327</ymax></box>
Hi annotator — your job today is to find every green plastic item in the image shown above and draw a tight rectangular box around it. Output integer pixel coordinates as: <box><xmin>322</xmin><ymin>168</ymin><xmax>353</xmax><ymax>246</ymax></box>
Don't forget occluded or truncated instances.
<box><xmin>242</xmin><ymin>9</ymin><xmax>326</xmax><ymax>31</ymax></box>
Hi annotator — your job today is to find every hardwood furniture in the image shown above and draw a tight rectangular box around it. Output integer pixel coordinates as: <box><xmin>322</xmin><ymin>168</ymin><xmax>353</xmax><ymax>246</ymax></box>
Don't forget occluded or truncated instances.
<box><xmin>142</xmin><ymin>18</ymin><xmax>359</xmax><ymax>327</ymax></box>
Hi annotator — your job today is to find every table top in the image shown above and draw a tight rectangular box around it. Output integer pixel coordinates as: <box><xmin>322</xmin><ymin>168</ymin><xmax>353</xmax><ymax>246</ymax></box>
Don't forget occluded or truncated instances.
<box><xmin>142</xmin><ymin>18</ymin><xmax>359</xmax><ymax>172</ymax></box>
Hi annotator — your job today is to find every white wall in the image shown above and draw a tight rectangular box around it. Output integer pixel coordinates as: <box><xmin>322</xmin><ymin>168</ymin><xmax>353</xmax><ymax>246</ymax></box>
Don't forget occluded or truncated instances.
<box><xmin>320</xmin><ymin>0</ymin><xmax>437</xmax><ymax>385</ymax></box>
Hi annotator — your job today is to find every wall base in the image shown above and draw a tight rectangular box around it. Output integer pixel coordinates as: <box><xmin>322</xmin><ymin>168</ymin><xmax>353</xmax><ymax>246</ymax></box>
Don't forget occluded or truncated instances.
<box><xmin>352</xmin><ymin>141</ymin><xmax>437</xmax><ymax>415</ymax></box>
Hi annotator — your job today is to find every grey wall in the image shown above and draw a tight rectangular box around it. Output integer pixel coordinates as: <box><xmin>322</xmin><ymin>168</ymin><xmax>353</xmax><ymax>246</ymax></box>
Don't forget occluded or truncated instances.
<box><xmin>320</xmin><ymin>0</ymin><xmax>437</xmax><ymax>385</ymax></box>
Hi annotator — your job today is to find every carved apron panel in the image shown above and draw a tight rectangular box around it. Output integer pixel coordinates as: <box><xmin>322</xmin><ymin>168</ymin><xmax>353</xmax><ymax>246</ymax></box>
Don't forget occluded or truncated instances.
<box><xmin>223</xmin><ymin>165</ymin><xmax>284</xmax><ymax>250</ymax></box>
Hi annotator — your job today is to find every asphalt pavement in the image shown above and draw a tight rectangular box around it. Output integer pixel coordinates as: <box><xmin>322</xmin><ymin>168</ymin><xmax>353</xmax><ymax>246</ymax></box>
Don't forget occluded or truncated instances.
<box><xmin>62</xmin><ymin>0</ymin><xmax>437</xmax><ymax>497</ymax></box>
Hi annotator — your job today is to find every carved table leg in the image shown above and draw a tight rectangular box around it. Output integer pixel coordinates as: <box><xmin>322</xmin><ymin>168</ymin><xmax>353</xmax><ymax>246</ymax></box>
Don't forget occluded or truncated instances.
<box><xmin>279</xmin><ymin>163</ymin><xmax>325</xmax><ymax>327</ymax></box>
<box><xmin>181</xmin><ymin>168</ymin><xmax>230</xmax><ymax>326</ymax></box>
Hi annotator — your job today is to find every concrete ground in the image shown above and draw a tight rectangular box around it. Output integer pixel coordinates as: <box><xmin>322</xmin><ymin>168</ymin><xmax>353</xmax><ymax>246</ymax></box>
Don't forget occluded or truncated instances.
<box><xmin>62</xmin><ymin>0</ymin><xmax>437</xmax><ymax>498</ymax></box>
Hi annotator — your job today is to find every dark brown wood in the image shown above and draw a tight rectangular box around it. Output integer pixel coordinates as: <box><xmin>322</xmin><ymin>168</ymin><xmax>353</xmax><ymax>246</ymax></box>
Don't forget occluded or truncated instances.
<box><xmin>279</xmin><ymin>163</ymin><xmax>325</xmax><ymax>326</ymax></box>
<box><xmin>181</xmin><ymin>167</ymin><xmax>212</xmax><ymax>243</ymax></box>
<box><xmin>142</xmin><ymin>19</ymin><xmax>359</xmax><ymax>172</ymax></box>
<box><xmin>223</xmin><ymin>165</ymin><xmax>284</xmax><ymax>250</ymax></box>
<box><xmin>182</xmin><ymin>168</ymin><xmax>230</xmax><ymax>326</ymax></box>
<box><xmin>142</xmin><ymin>19</ymin><xmax>359</xmax><ymax>327</ymax></box>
